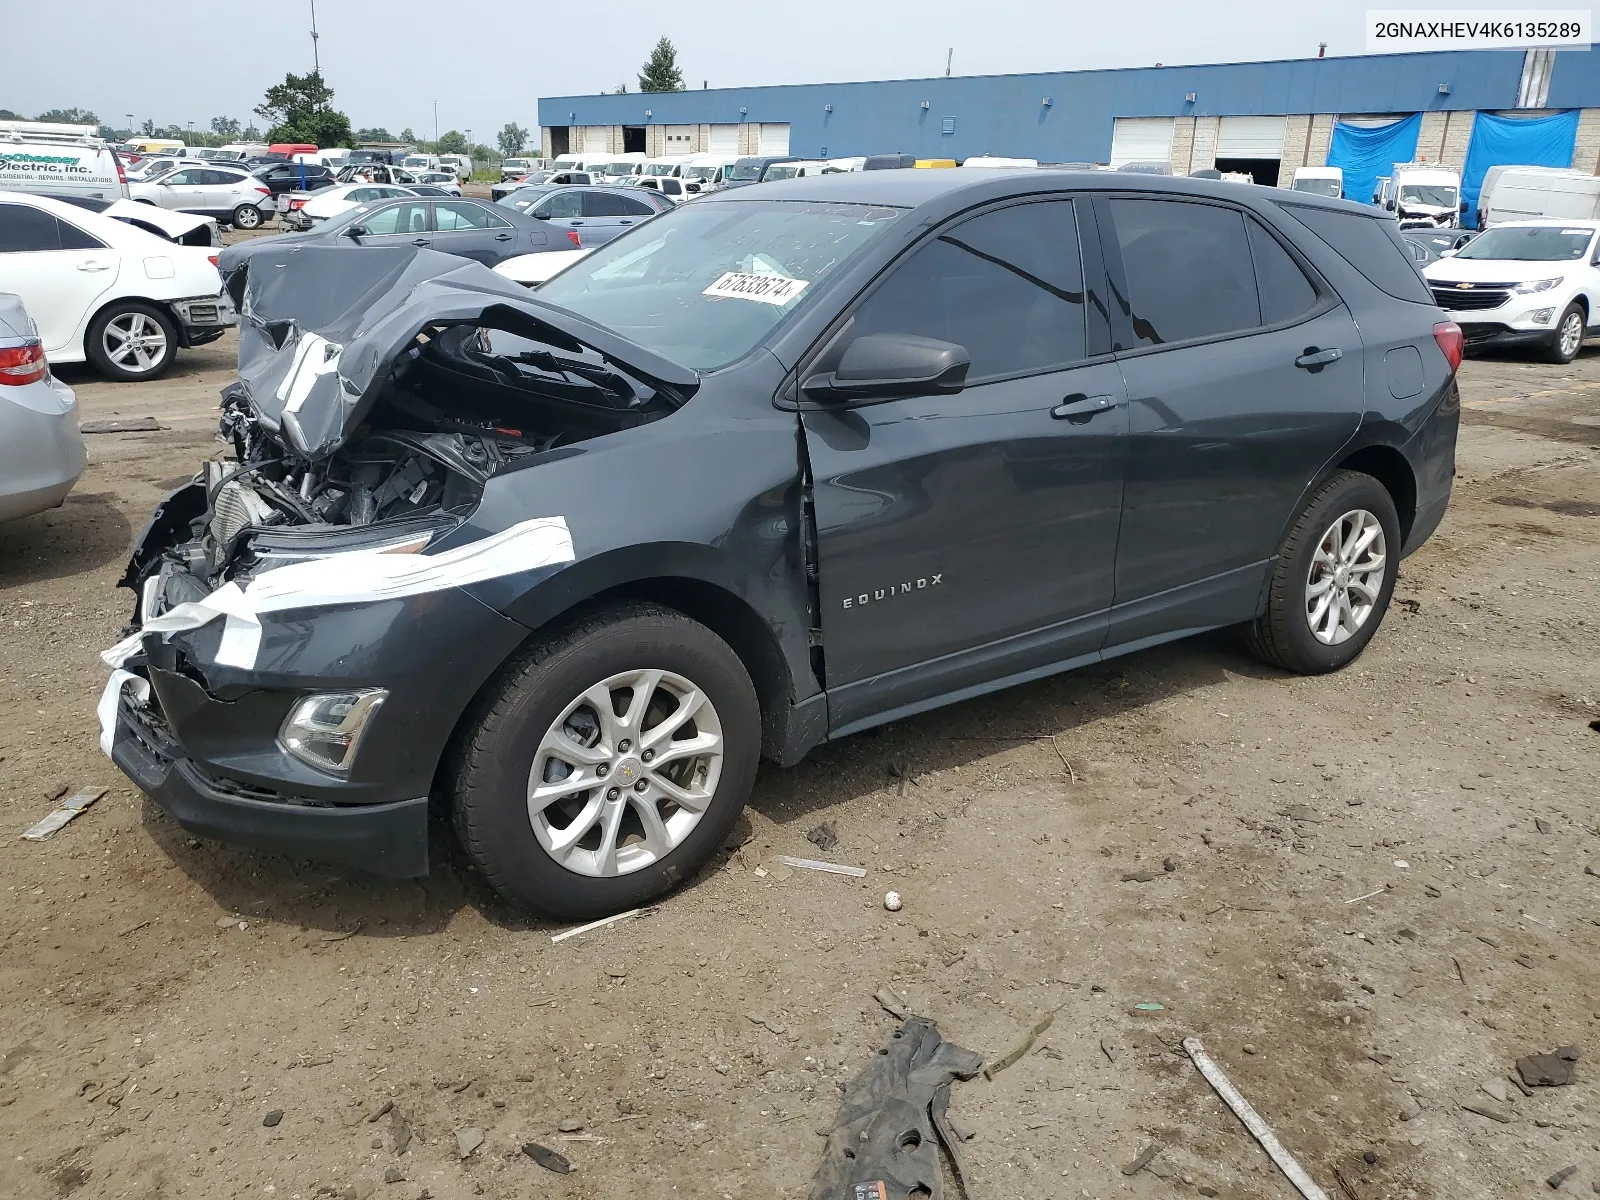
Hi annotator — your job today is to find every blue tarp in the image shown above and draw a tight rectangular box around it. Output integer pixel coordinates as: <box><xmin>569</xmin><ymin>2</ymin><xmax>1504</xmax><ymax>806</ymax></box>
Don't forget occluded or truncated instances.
<box><xmin>1326</xmin><ymin>113</ymin><xmax>1422</xmax><ymax>207</ymax></box>
<box><xmin>1461</xmin><ymin>110</ymin><xmax>1581</xmax><ymax>223</ymax></box>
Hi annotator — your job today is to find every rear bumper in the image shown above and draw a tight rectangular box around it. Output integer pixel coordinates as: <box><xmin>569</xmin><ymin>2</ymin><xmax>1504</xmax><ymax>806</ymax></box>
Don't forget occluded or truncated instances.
<box><xmin>108</xmin><ymin>684</ymin><xmax>430</xmax><ymax>878</ymax></box>
<box><xmin>0</xmin><ymin>376</ymin><xmax>85</xmax><ymax>522</ymax></box>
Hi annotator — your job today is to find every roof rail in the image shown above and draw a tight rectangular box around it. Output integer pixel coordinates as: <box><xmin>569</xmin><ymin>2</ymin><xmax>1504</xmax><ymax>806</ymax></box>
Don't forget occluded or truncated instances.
<box><xmin>0</xmin><ymin>119</ymin><xmax>104</xmax><ymax>146</ymax></box>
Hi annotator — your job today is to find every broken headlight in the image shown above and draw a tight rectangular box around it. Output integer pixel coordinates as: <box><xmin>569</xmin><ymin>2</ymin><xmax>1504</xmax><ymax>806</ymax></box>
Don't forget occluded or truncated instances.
<box><xmin>279</xmin><ymin>689</ymin><xmax>388</xmax><ymax>776</ymax></box>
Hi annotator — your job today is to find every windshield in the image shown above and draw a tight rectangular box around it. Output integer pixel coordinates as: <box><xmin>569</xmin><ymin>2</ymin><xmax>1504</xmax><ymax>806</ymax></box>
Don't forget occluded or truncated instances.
<box><xmin>603</xmin><ymin>162</ymin><xmax>637</xmax><ymax>177</ymax></box>
<box><xmin>1292</xmin><ymin>177</ymin><xmax>1341</xmax><ymax>198</ymax></box>
<box><xmin>683</xmin><ymin>165</ymin><xmax>718</xmax><ymax>181</ymax></box>
<box><xmin>402</xmin><ymin>157</ymin><xmax>430</xmax><ymax>168</ymax></box>
<box><xmin>645</xmin><ymin>162</ymin><xmax>677</xmax><ymax>176</ymax></box>
<box><xmin>535</xmin><ymin>200</ymin><xmax>904</xmax><ymax>370</ymax></box>
<box><xmin>763</xmin><ymin>164</ymin><xmax>801</xmax><ymax>180</ymax></box>
<box><xmin>1454</xmin><ymin>225</ymin><xmax>1595</xmax><ymax>261</ymax></box>
<box><xmin>1398</xmin><ymin>184</ymin><xmax>1457</xmax><ymax>208</ymax></box>
<box><xmin>728</xmin><ymin>161</ymin><xmax>765</xmax><ymax>181</ymax></box>
<box><xmin>518</xmin><ymin>170</ymin><xmax>554</xmax><ymax>186</ymax></box>
<box><xmin>504</xmin><ymin>160</ymin><xmax>528</xmax><ymax>169</ymax></box>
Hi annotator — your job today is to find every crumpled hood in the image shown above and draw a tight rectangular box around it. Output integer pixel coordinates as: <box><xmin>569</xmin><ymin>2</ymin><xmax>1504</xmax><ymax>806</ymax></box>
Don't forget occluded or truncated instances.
<box><xmin>233</xmin><ymin>244</ymin><xmax>697</xmax><ymax>459</ymax></box>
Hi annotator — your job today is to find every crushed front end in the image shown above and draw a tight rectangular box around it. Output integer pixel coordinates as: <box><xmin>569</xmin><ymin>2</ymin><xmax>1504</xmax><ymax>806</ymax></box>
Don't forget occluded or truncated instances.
<box><xmin>102</xmin><ymin>245</ymin><xmax>689</xmax><ymax>876</ymax></box>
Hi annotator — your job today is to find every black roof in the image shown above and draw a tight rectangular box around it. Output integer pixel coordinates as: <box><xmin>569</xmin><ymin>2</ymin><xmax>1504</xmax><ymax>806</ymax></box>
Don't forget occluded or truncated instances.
<box><xmin>707</xmin><ymin>166</ymin><xmax>1381</xmax><ymax>217</ymax></box>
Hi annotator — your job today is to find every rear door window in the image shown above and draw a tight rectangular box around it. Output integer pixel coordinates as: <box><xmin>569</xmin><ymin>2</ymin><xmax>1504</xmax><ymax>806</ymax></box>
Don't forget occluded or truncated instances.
<box><xmin>1108</xmin><ymin>198</ymin><xmax>1259</xmax><ymax>346</ymax></box>
<box><xmin>538</xmin><ymin>192</ymin><xmax>583</xmax><ymax>219</ymax></box>
<box><xmin>0</xmin><ymin>204</ymin><xmax>66</xmax><ymax>252</ymax></box>
<box><xmin>582</xmin><ymin>192</ymin><xmax>630</xmax><ymax>218</ymax></box>
<box><xmin>1247</xmin><ymin>219</ymin><xmax>1319</xmax><ymax>325</ymax></box>
<box><xmin>1279</xmin><ymin>204</ymin><xmax>1434</xmax><ymax>304</ymax></box>
<box><xmin>435</xmin><ymin>202</ymin><xmax>509</xmax><ymax>230</ymax></box>
<box><xmin>849</xmin><ymin>199</ymin><xmax>1087</xmax><ymax>382</ymax></box>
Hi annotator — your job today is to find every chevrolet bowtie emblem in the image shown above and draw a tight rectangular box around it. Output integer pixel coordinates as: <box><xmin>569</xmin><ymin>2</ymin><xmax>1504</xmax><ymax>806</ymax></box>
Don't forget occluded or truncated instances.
<box><xmin>1458</xmin><ymin>283</ymin><xmax>1474</xmax><ymax>289</ymax></box>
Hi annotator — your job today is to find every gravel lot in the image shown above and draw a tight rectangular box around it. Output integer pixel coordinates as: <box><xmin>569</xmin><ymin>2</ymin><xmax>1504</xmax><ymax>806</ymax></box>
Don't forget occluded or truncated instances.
<box><xmin>1</xmin><ymin>305</ymin><xmax>1596</xmax><ymax>1199</ymax></box>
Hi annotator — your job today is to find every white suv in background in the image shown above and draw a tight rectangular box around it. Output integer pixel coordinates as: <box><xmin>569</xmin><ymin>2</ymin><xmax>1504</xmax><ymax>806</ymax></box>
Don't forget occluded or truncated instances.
<box><xmin>128</xmin><ymin>165</ymin><xmax>276</xmax><ymax>229</ymax></box>
<box><xmin>0</xmin><ymin>192</ymin><xmax>236</xmax><ymax>380</ymax></box>
<box><xmin>1423</xmin><ymin>219</ymin><xmax>1600</xmax><ymax>364</ymax></box>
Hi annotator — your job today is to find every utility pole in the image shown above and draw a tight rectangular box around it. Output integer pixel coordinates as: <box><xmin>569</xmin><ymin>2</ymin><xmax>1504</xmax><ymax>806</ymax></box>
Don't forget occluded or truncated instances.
<box><xmin>945</xmin><ymin>48</ymin><xmax>953</xmax><ymax>77</ymax></box>
<box><xmin>310</xmin><ymin>0</ymin><xmax>321</xmax><ymax>72</ymax></box>
<box><xmin>433</xmin><ymin>101</ymin><xmax>439</xmax><ymax>145</ymax></box>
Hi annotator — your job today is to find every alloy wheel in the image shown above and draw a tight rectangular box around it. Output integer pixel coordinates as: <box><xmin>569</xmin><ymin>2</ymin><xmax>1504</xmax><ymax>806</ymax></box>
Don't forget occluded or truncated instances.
<box><xmin>1558</xmin><ymin>311</ymin><xmax>1583</xmax><ymax>360</ymax></box>
<box><xmin>526</xmin><ymin>669</ymin><xmax>723</xmax><ymax>877</ymax></box>
<box><xmin>1304</xmin><ymin>509</ymin><xmax>1387</xmax><ymax>645</ymax></box>
<box><xmin>103</xmin><ymin>312</ymin><xmax>170</xmax><ymax>375</ymax></box>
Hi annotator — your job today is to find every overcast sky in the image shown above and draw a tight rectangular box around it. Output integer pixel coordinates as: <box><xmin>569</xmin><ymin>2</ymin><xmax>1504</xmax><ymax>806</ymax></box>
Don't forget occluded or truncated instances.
<box><xmin>10</xmin><ymin>0</ymin><xmax>1456</xmax><ymax>140</ymax></box>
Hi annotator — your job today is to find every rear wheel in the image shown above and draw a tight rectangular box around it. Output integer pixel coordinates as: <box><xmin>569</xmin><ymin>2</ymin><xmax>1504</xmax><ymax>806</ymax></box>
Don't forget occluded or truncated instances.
<box><xmin>1544</xmin><ymin>303</ymin><xmax>1585</xmax><ymax>364</ymax></box>
<box><xmin>85</xmin><ymin>301</ymin><xmax>177</xmax><ymax>381</ymax></box>
<box><xmin>1246</xmin><ymin>470</ymin><xmax>1400</xmax><ymax>674</ymax></box>
<box><xmin>231</xmin><ymin>203</ymin><xmax>263</xmax><ymax>230</ymax></box>
<box><xmin>452</xmin><ymin>602</ymin><xmax>761</xmax><ymax>919</ymax></box>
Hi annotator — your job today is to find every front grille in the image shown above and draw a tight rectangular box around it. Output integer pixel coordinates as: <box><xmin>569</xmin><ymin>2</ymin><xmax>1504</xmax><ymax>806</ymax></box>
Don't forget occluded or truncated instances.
<box><xmin>1430</xmin><ymin>283</ymin><xmax>1513</xmax><ymax>312</ymax></box>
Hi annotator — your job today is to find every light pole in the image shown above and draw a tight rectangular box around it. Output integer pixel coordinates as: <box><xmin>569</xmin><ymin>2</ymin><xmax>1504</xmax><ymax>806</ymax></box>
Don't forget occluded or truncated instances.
<box><xmin>310</xmin><ymin>0</ymin><xmax>321</xmax><ymax>73</ymax></box>
<box><xmin>433</xmin><ymin>101</ymin><xmax>438</xmax><ymax>146</ymax></box>
<box><xmin>125</xmin><ymin>113</ymin><xmax>133</xmax><ymax>137</ymax></box>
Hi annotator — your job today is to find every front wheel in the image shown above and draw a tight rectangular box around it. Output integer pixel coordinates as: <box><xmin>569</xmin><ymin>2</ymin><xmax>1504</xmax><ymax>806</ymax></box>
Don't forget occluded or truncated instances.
<box><xmin>452</xmin><ymin>602</ymin><xmax>761</xmax><ymax>919</ymax></box>
<box><xmin>1544</xmin><ymin>303</ymin><xmax>1585</xmax><ymax>364</ymax></box>
<box><xmin>85</xmin><ymin>301</ymin><xmax>177</xmax><ymax>381</ymax></box>
<box><xmin>231</xmin><ymin>203</ymin><xmax>263</xmax><ymax>230</ymax></box>
<box><xmin>1246</xmin><ymin>470</ymin><xmax>1401</xmax><ymax>674</ymax></box>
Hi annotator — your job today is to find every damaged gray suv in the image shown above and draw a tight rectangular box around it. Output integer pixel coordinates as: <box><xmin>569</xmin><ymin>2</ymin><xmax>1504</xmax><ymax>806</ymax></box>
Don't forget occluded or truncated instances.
<box><xmin>103</xmin><ymin>170</ymin><xmax>1462</xmax><ymax>917</ymax></box>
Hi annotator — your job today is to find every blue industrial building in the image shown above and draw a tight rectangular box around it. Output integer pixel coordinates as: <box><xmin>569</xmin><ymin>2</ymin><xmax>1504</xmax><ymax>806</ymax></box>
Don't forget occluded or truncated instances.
<box><xmin>537</xmin><ymin>46</ymin><xmax>1600</xmax><ymax>199</ymax></box>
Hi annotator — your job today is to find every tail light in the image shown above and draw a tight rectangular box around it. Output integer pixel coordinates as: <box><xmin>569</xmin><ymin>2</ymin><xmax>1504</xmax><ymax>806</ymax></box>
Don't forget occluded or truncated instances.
<box><xmin>0</xmin><ymin>341</ymin><xmax>47</xmax><ymax>386</ymax></box>
<box><xmin>208</xmin><ymin>255</ymin><xmax>220</xmax><ymax>267</ymax></box>
<box><xmin>114</xmin><ymin>154</ymin><xmax>128</xmax><ymax>185</ymax></box>
<box><xmin>255</xmin><ymin>185</ymin><xmax>271</xmax><ymax>196</ymax></box>
<box><xmin>566</xmin><ymin>230</ymin><xmax>582</xmax><ymax>247</ymax></box>
<box><xmin>1432</xmin><ymin>321</ymin><xmax>1463</xmax><ymax>374</ymax></box>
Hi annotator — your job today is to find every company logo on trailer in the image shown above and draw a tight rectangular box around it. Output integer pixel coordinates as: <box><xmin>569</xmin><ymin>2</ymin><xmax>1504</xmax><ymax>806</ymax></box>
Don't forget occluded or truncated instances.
<box><xmin>842</xmin><ymin>574</ymin><xmax>943</xmax><ymax>610</ymax></box>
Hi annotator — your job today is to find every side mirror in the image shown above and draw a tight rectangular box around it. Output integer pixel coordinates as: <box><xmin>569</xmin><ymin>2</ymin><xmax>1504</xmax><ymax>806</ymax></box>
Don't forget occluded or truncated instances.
<box><xmin>343</xmin><ymin>224</ymin><xmax>366</xmax><ymax>239</ymax></box>
<box><xmin>802</xmin><ymin>333</ymin><xmax>970</xmax><ymax>401</ymax></box>
<box><xmin>1438</xmin><ymin>248</ymin><xmax>1456</xmax><ymax>258</ymax></box>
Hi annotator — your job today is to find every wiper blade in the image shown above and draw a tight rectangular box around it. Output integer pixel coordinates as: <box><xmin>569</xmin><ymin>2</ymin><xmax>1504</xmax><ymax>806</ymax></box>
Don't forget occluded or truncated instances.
<box><xmin>491</xmin><ymin>298</ymin><xmax>700</xmax><ymax>391</ymax></box>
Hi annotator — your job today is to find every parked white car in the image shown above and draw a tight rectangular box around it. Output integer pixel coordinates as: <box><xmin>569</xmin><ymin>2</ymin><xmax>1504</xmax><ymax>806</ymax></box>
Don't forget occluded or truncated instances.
<box><xmin>128</xmin><ymin>165</ymin><xmax>276</xmax><ymax>229</ymax></box>
<box><xmin>0</xmin><ymin>192</ymin><xmax>236</xmax><ymax>380</ymax></box>
<box><xmin>493</xmin><ymin>247</ymin><xmax>593</xmax><ymax>287</ymax></box>
<box><xmin>1423</xmin><ymin>219</ymin><xmax>1600</xmax><ymax>363</ymax></box>
<box><xmin>279</xmin><ymin>183</ymin><xmax>416</xmax><ymax>230</ymax></box>
<box><xmin>413</xmin><ymin>172</ymin><xmax>463</xmax><ymax>196</ymax></box>
<box><xmin>625</xmin><ymin>175</ymin><xmax>698</xmax><ymax>200</ymax></box>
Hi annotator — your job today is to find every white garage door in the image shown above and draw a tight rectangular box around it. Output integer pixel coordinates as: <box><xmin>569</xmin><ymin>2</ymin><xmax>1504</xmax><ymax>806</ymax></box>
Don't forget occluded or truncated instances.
<box><xmin>709</xmin><ymin>124</ymin><xmax>740</xmax><ymax>154</ymax></box>
<box><xmin>1109</xmin><ymin>117</ymin><xmax>1175</xmax><ymax>168</ymax></box>
<box><xmin>581</xmin><ymin>126</ymin><xmax>610</xmax><ymax>153</ymax></box>
<box><xmin>1216</xmin><ymin>116</ymin><xmax>1287</xmax><ymax>159</ymax></box>
<box><xmin>758</xmin><ymin>123</ymin><xmax>790</xmax><ymax>155</ymax></box>
<box><xmin>663</xmin><ymin>125</ymin><xmax>696</xmax><ymax>154</ymax></box>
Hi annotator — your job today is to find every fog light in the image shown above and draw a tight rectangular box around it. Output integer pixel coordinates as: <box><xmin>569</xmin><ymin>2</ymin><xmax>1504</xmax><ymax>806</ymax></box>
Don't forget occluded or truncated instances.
<box><xmin>279</xmin><ymin>689</ymin><xmax>387</xmax><ymax>775</ymax></box>
<box><xmin>1530</xmin><ymin>308</ymin><xmax>1555</xmax><ymax>325</ymax></box>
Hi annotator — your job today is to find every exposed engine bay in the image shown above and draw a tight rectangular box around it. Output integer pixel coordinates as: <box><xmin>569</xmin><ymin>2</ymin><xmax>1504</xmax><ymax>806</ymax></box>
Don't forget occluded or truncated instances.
<box><xmin>129</xmin><ymin>246</ymin><xmax>696</xmax><ymax>608</ymax></box>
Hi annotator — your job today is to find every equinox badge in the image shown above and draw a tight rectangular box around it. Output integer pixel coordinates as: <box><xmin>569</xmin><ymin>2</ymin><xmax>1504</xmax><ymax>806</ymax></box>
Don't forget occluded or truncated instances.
<box><xmin>842</xmin><ymin>575</ymin><xmax>943</xmax><ymax>609</ymax></box>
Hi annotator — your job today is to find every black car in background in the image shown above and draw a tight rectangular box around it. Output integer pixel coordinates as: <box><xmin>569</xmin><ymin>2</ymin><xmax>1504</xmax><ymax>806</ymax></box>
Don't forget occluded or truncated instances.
<box><xmin>253</xmin><ymin>161</ymin><xmax>335</xmax><ymax>201</ymax></box>
<box><xmin>107</xmin><ymin>170</ymin><xmax>1461</xmax><ymax>920</ymax></box>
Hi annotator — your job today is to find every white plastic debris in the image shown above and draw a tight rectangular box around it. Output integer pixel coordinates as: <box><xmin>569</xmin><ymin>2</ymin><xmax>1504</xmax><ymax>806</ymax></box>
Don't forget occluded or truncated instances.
<box><xmin>1182</xmin><ymin>1037</ymin><xmax>1330</xmax><ymax>1200</ymax></box>
<box><xmin>883</xmin><ymin>891</ymin><xmax>903</xmax><ymax>912</ymax></box>
<box><xmin>22</xmin><ymin>789</ymin><xmax>107</xmax><ymax>840</ymax></box>
<box><xmin>550</xmin><ymin>906</ymin><xmax>655</xmax><ymax>944</ymax></box>
<box><xmin>773</xmin><ymin>855</ymin><xmax>866</xmax><ymax>878</ymax></box>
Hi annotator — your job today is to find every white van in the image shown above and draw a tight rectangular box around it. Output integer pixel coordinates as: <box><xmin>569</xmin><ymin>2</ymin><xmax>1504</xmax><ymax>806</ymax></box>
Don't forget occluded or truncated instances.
<box><xmin>640</xmin><ymin>155</ymin><xmax>689</xmax><ymax>178</ymax></box>
<box><xmin>552</xmin><ymin>154</ymin><xmax>618</xmax><ymax>174</ymax></box>
<box><xmin>0</xmin><ymin>120</ymin><xmax>128</xmax><ymax>201</ymax></box>
<box><xmin>1292</xmin><ymin>166</ymin><xmax>1343</xmax><ymax>198</ymax></box>
<box><xmin>401</xmin><ymin>154</ymin><xmax>442</xmax><ymax>173</ymax></box>
<box><xmin>438</xmin><ymin>154</ymin><xmax>473</xmax><ymax>178</ymax></box>
<box><xmin>1483</xmin><ymin>167</ymin><xmax>1600</xmax><ymax>227</ymax></box>
<box><xmin>676</xmin><ymin>154</ymin><xmax>738</xmax><ymax>191</ymax></box>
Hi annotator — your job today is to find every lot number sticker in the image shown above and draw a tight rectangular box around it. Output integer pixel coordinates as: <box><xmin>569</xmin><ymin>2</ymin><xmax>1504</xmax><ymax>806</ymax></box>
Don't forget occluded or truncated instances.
<box><xmin>703</xmin><ymin>271</ymin><xmax>809</xmax><ymax>306</ymax></box>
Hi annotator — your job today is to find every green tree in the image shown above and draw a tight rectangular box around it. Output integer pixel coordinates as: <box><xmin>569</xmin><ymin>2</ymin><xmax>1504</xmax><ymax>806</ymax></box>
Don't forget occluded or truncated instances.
<box><xmin>254</xmin><ymin>70</ymin><xmax>353</xmax><ymax>148</ymax></box>
<box><xmin>399</xmin><ymin>127</ymin><xmax>416</xmax><ymax>143</ymax></box>
<box><xmin>0</xmin><ymin>108</ymin><xmax>23</xmax><ymax>120</ymax></box>
<box><xmin>356</xmin><ymin>126</ymin><xmax>394</xmax><ymax>142</ymax></box>
<box><xmin>210</xmin><ymin>115</ymin><xmax>241</xmax><ymax>138</ymax></box>
<box><xmin>496</xmin><ymin>122</ymin><xmax>527</xmax><ymax>156</ymax></box>
<box><xmin>637</xmin><ymin>37</ymin><xmax>685</xmax><ymax>92</ymax></box>
<box><xmin>242</xmin><ymin>123</ymin><xmax>262</xmax><ymax>141</ymax></box>
<box><xmin>140</xmin><ymin>118</ymin><xmax>155</xmax><ymax>135</ymax></box>
<box><xmin>436</xmin><ymin>129</ymin><xmax>468</xmax><ymax>154</ymax></box>
<box><xmin>37</xmin><ymin>106</ymin><xmax>99</xmax><ymax>125</ymax></box>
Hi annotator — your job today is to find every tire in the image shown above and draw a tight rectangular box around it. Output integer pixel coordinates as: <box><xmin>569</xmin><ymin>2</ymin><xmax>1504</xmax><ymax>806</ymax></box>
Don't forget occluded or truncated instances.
<box><xmin>451</xmin><ymin>602</ymin><xmax>761</xmax><ymax>919</ymax></box>
<box><xmin>1544</xmin><ymin>303</ymin><xmax>1585</xmax><ymax>364</ymax></box>
<box><xmin>1246</xmin><ymin>470</ymin><xmax>1401</xmax><ymax>675</ymax></box>
<box><xmin>231</xmin><ymin>203</ymin><xmax>263</xmax><ymax>230</ymax></box>
<box><xmin>85</xmin><ymin>301</ymin><xmax>178</xmax><ymax>382</ymax></box>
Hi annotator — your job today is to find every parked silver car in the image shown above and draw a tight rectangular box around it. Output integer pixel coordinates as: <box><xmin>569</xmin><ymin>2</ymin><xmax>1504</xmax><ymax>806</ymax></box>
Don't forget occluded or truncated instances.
<box><xmin>0</xmin><ymin>292</ymin><xmax>85</xmax><ymax>521</ymax></box>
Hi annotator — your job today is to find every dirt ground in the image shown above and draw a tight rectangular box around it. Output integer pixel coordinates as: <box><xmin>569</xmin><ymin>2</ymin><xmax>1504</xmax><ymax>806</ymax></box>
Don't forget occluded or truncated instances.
<box><xmin>1</xmin><ymin>299</ymin><xmax>1597</xmax><ymax>1199</ymax></box>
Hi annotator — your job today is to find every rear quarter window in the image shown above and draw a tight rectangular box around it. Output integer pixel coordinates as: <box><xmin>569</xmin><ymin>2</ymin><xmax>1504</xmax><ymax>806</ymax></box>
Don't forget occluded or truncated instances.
<box><xmin>1278</xmin><ymin>204</ymin><xmax>1434</xmax><ymax>305</ymax></box>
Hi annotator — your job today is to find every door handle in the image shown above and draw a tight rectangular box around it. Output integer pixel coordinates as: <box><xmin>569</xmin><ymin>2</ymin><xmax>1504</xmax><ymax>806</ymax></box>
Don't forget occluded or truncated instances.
<box><xmin>619</xmin><ymin>219</ymin><xmax>633</xmax><ymax>225</ymax></box>
<box><xmin>568</xmin><ymin>220</ymin><xmax>584</xmax><ymax>226</ymax></box>
<box><xmin>77</xmin><ymin>261</ymin><xmax>111</xmax><ymax>272</ymax></box>
<box><xmin>1294</xmin><ymin>346</ymin><xmax>1343</xmax><ymax>369</ymax></box>
<box><xmin>494</xmin><ymin>233</ymin><xmax>513</xmax><ymax>241</ymax></box>
<box><xmin>1050</xmin><ymin>393</ymin><xmax>1117</xmax><ymax>421</ymax></box>
<box><xmin>411</xmin><ymin>238</ymin><xmax>429</xmax><ymax>246</ymax></box>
